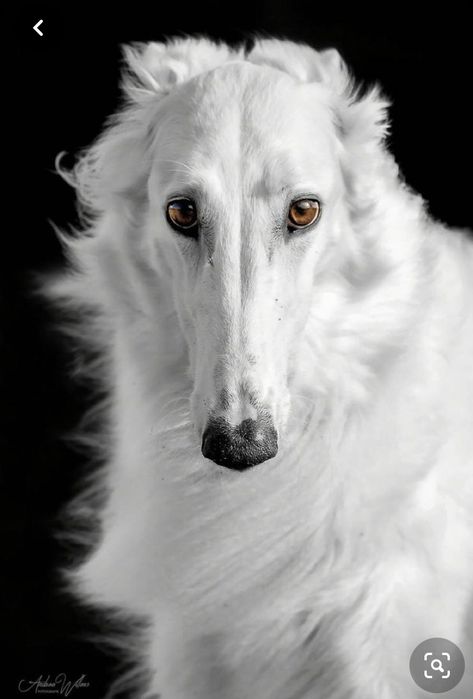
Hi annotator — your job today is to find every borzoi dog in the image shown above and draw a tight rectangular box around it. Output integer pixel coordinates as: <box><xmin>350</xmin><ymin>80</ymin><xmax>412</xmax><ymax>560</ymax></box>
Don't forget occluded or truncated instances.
<box><xmin>52</xmin><ymin>37</ymin><xmax>473</xmax><ymax>698</ymax></box>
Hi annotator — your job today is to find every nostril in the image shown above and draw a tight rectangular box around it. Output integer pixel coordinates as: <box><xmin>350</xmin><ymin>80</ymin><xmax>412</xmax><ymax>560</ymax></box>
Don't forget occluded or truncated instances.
<box><xmin>201</xmin><ymin>416</ymin><xmax>278</xmax><ymax>471</ymax></box>
<box><xmin>201</xmin><ymin>429</ymin><xmax>218</xmax><ymax>459</ymax></box>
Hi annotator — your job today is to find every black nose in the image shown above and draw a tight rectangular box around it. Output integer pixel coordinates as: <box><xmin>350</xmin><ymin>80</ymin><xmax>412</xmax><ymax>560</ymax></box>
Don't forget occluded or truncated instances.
<box><xmin>201</xmin><ymin>415</ymin><xmax>278</xmax><ymax>471</ymax></box>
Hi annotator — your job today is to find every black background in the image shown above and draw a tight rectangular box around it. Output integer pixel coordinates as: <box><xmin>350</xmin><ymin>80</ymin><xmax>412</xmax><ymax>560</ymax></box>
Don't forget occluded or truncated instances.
<box><xmin>3</xmin><ymin>2</ymin><xmax>473</xmax><ymax>697</ymax></box>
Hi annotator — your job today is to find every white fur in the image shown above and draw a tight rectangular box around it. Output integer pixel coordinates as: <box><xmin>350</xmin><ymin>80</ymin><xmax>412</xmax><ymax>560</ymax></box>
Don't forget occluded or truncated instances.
<box><xmin>52</xmin><ymin>37</ymin><xmax>473</xmax><ymax>698</ymax></box>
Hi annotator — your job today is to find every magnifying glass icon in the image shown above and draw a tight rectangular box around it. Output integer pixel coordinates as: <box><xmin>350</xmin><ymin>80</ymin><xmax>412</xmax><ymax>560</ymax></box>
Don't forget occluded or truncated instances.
<box><xmin>431</xmin><ymin>659</ymin><xmax>445</xmax><ymax>673</ymax></box>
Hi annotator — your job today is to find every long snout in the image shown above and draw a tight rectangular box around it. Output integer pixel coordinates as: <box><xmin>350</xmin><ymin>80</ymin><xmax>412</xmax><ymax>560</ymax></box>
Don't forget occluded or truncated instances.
<box><xmin>201</xmin><ymin>411</ymin><xmax>278</xmax><ymax>471</ymax></box>
<box><xmin>193</xmin><ymin>216</ymin><xmax>283</xmax><ymax>470</ymax></box>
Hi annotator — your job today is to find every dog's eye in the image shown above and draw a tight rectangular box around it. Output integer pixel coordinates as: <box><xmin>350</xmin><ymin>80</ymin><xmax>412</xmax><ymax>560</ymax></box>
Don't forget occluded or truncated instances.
<box><xmin>287</xmin><ymin>198</ymin><xmax>321</xmax><ymax>231</ymax></box>
<box><xmin>166</xmin><ymin>198</ymin><xmax>198</xmax><ymax>235</ymax></box>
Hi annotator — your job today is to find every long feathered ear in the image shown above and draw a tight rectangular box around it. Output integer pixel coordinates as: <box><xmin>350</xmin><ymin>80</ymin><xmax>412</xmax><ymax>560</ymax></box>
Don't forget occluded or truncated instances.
<box><xmin>315</xmin><ymin>47</ymin><xmax>391</xmax><ymax>169</ymax></box>
<box><xmin>248</xmin><ymin>38</ymin><xmax>396</xmax><ymax>237</ymax></box>
<box><xmin>248</xmin><ymin>40</ymin><xmax>390</xmax><ymax>157</ymax></box>
<box><xmin>308</xmin><ymin>46</ymin><xmax>397</xmax><ymax>220</ymax></box>
<box><xmin>58</xmin><ymin>38</ymin><xmax>240</xmax><ymax>216</ymax></box>
<box><xmin>315</xmin><ymin>48</ymin><xmax>396</xmax><ymax>208</ymax></box>
<box><xmin>121</xmin><ymin>38</ymin><xmax>239</xmax><ymax>101</ymax></box>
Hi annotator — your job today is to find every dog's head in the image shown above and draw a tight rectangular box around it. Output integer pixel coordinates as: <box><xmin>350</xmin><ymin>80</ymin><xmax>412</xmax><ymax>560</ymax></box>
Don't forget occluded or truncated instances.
<box><xmin>64</xmin><ymin>38</ymin><xmax>418</xmax><ymax>472</ymax></box>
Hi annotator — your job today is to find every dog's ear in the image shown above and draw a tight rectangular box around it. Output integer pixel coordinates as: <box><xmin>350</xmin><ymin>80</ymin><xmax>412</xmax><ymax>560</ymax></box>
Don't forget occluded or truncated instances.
<box><xmin>316</xmin><ymin>48</ymin><xmax>390</xmax><ymax>155</ymax></box>
<box><xmin>57</xmin><ymin>104</ymin><xmax>151</xmax><ymax>215</ymax></box>
<box><xmin>310</xmin><ymin>46</ymin><xmax>395</xmax><ymax>211</ymax></box>
<box><xmin>122</xmin><ymin>38</ymin><xmax>239</xmax><ymax>100</ymax></box>
<box><xmin>312</xmin><ymin>47</ymin><xmax>395</xmax><ymax>203</ymax></box>
<box><xmin>60</xmin><ymin>38</ymin><xmax>239</xmax><ymax>215</ymax></box>
<box><xmin>249</xmin><ymin>40</ymin><xmax>349</xmax><ymax>93</ymax></box>
<box><xmin>249</xmin><ymin>39</ymin><xmax>395</xmax><ymax>222</ymax></box>
<box><xmin>248</xmin><ymin>40</ymin><xmax>390</xmax><ymax>155</ymax></box>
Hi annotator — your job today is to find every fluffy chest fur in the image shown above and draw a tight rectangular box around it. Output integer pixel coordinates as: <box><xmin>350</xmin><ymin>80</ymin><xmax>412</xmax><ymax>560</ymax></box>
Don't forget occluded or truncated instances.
<box><xmin>73</xmin><ymin>299</ymin><xmax>473</xmax><ymax>698</ymax></box>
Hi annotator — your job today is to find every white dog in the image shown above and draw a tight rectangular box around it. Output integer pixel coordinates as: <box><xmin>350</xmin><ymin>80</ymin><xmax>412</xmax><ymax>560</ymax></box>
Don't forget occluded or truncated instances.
<box><xmin>52</xmin><ymin>37</ymin><xmax>473</xmax><ymax>698</ymax></box>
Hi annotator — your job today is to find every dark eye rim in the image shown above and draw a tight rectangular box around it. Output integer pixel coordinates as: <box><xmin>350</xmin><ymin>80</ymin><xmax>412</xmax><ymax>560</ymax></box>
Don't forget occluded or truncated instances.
<box><xmin>165</xmin><ymin>196</ymin><xmax>199</xmax><ymax>235</ymax></box>
<box><xmin>287</xmin><ymin>196</ymin><xmax>322</xmax><ymax>231</ymax></box>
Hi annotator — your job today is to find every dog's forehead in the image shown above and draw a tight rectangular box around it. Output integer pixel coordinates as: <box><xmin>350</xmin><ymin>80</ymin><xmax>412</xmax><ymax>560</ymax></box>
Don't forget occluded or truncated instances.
<box><xmin>154</xmin><ymin>61</ymin><xmax>338</xmax><ymax>196</ymax></box>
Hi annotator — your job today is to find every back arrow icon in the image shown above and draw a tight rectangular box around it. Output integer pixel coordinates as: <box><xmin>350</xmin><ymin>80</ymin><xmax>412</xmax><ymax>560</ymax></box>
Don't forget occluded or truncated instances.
<box><xmin>33</xmin><ymin>19</ymin><xmax>44</xmax><ymax>36</ymax></box>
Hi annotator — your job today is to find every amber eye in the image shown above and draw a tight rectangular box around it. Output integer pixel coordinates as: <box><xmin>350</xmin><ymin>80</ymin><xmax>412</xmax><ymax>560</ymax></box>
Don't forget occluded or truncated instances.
<box><xmin>287</xmin><ymin>198</ymin><xmax>321</xmax><ymax>231</ymax></box>
<box><xmin>166</xmin><ymin>197</ymin><xmax>198</xmax><ymax>235</ymax></box>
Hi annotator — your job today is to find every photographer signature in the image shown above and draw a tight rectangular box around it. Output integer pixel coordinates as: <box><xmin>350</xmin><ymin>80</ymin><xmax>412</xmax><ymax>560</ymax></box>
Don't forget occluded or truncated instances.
<box><xmin>18</xmin><ymin>673</ymin><xmax>90</xmax><ymax>696</ymax></box>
